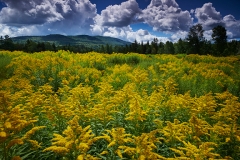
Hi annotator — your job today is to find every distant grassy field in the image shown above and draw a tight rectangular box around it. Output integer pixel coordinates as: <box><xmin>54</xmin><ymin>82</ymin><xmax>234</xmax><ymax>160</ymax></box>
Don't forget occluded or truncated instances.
<box><xmin>0</xmin><ymin>51</ymin><xmax>240</xmax><ymax>159</ymax></box>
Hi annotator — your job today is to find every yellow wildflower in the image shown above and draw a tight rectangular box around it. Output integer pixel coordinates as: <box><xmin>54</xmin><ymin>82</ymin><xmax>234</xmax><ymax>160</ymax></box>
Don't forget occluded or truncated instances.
<box><xmin>44</xmin><ymin>116</ymin><xmax>96</xmax><ymax>158</ymax></box>
<box><xmin>107</xmin><ymin>141</ymin><xmax>116</xmax><ymax>148</ymax></box>
<box><xmin>27</xmin><ymin>140</ymin><xmax>42</xmax><ymax>149</ymax></box>
<box><xmin>12</xmin><ymin>156</ymin><xmax>22</xmax><ymax>160</ymax></box>
<box><xmin>100</xmin><ymin>151</ymin><xmax>108</xmax><ymax>155</ymax></box>
<box><xmin>7</xmin><ymin>139</ymin><xmax>24</xmax><ymax>149</ymax></box>
<box><xmin>225</xmin><ymin>137</ymin><xmax>231</xmax><ymax>143</ymax></box>
<box><xmin>171</xmin><ymin>141</ymin><xmax>220</xmax><ymax>159</ymax></box>
<box><xmin>43</xmin><ymin>146</ymin><xmax>69</xmax><ymax>155</ymax></box>
<box><xmin>22</xmin><ymin>126</ymin><xmax>46</xmax><ymax>140</ymax></box>
<box><xmin>77</xmin><ymin>155</ymin><xmax>84</xmax><ymax>160</ymax></box>
<box><xmin>0</xmin><ymin>131</ymin><xmax>7</xmax><ymax>138</ymax></box>
<box><xmin>4</xmin><ymin>122</ymin><xmax>12</xmax><ymax>129</ymax></box>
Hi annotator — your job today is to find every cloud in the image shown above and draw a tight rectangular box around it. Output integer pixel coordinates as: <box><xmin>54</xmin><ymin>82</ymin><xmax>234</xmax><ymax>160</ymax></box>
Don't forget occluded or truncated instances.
<box><xmin>132</xmin><ymin>29</ymin><xmax>170</xmax><ymax>43</ymax></box>
<box><xmin>195</xmin><ymin>3</ymin><xmax>224</xmax><ymax>29</ymax></box>
<box><xmin>170</xmin><ymin>31</ymin><xmax>188</xmax><ymax>42</ymax></box>
<box><xmin>95</xmin><ymin>0</ymin><xmax>142</xmax><ymax>27</ymax></box>
<box><xmin>0</xmin><ymin>0</ymin><xmax>97</xmax><ymax>35</ymax></box>
<box><xmin>0</xmin><ymin>24</ymin><xmax>15</xmax><ymax>36</ymax></box>
<box><xmin>195</xmin><ymin>3</ymin><xmax>240</xmax><ymax>39</ymax></box>
<box><xmin>140</xmin><ymin>0</ymin><xmax>193</xmax><ymax>32</ymax></box>
<box><xmin>190</xmin><ymin>9</ymin><xmax>195</xmax><ymax>14</ymax></box>
<box><xmin>223</xmin><ymin>15</ymin><xmax>240</xmax><ymax>39</ymax></box>
<box><xmin>0</xmin><ymin>24</ymin><xmax>41</xmax><ymax>37</ymax></box>
<box><xmin>98</xmin><ymin>26</ymin><xmax>169</xmax><ymax>43</ymax></box>
<box><xmin>0</xmin><ymin>0</ymin><xmax>63</xmax><ymax>25</ymax></box>
<box><xmin>203</xmin><ymin>30</ymin><xmax>213</xmax><ymax>40</ymax></box>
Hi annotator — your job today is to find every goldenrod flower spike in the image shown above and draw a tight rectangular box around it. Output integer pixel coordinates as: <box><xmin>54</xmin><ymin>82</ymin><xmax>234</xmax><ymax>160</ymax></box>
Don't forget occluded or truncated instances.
<box><xmin>44</xmin><ymin>116</ymin><xmax>98</xmax><ymax>159</ymax></box>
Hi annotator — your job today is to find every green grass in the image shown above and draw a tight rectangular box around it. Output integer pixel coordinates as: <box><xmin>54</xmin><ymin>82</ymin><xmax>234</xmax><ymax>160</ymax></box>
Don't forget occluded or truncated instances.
<box><xmin>0</xmin><ymin>53</ymin><xmax>14</xmax><ymax>81</ymax></box>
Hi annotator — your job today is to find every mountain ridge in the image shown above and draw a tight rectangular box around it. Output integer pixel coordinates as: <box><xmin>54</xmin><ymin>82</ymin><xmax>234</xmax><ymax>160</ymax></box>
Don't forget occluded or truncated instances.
<box><xmin>11</xmin><ymin>34</ymin><xmax>131</xmax><ymax>47</ymax></box>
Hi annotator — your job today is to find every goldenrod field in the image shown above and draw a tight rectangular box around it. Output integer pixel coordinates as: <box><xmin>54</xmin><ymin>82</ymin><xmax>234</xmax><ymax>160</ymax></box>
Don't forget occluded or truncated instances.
<box><xmin>0</xmin><ymin>51</ymin><xmax>240</xmax><ymax>160</ymax></box>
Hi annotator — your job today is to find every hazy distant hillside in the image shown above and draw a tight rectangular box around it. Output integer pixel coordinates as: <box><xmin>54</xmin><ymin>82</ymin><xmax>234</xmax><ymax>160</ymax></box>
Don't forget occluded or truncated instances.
<box><xmin>12</xmin><ymin>34</ymin><xmax>131</xmax><ymax>47</ymax></box>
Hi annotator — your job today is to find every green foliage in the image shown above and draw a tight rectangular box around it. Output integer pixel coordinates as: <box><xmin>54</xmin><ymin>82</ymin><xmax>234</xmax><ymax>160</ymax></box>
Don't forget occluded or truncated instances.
<box><xmin>0</xmin><ymin>52</ymin><xmax>15</xmax><ymax>81</ymax></box>
<box><xmin>186</xmin><ymin>24</ymin><xmax>205</xmax><ymax>54</ymax></box>
<box><xmin>212</xmin><ymin>25</ymin><xmax>228</xmax><ymax>56</ymax></box>
<box><xmin>164</xmin><ymin>41</ymin><xmax>175</xmax><ymax>54</ymax></box>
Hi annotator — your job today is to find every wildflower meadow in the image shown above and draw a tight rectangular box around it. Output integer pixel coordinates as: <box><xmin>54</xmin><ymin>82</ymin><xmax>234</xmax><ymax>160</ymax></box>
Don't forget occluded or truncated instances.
<box><xmin>0</xmin><ymin>51</ymin><xmax>240</xmax><ymax>160</ymax></box>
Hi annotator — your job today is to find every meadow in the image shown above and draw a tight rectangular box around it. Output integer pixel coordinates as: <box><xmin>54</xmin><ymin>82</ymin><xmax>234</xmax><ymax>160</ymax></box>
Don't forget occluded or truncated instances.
<box><xmin>0</xmin><ymin>50</ymin><xmax>240</xmax><ymax>160</ymax></box>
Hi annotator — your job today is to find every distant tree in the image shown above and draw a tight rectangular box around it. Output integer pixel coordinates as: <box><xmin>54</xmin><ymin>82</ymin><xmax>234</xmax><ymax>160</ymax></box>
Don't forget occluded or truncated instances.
<box><xmin>24</xmin><ymin>39</ymin><xmax>37</xmax><ymax>53</ymax></box>
<box><xmin>99</xmin><ymin>45</ymin><xmax>104</xmax><ymax>53</ymax></box>
<box><xmin>151</xmin><ymin>46</ymin><xmax>157</xmax><ymax>54</ymax></box>
<box><xmin>164</xmin><ymin>41</ymin><xmax>175</xmax><ymax>54</ymax></box>
<box><xmin>131</xmin><ymin>39</ymin><xmax>139</xmax><ymax>52</ymax></box>
<box><xmin>2</xmin><ymin>35</ymin><xmax>14</xmax><ymax>51</ymax></box>
<box><xmin>105</xmin><ymin>44</ymin><xmax>112</xmax><ymax>54</ymax></box>
<box><xmin>0</xmin><ymin>36</ymin><xmax>3</xmax><ymax>46</ymax></box>
<box><xmin>237</xmin><ymin>41</ymin><xmax>240</xmax><ymax>55</ymax></box>
<box><xmin>52</xmin><ymin>43</ymin><xmax>57</xmax><ymax>52</ymax></box>
<box><xmin>151</xmin><ymin>38</ymin><xmax>158</xmax><ymax>54</ymax></box>
<box><xmin>136</xmin><ymin>41</ymin><xmax>143</xmax><ymax>54</ymax></box>
<box><xmin>158</xmin><ymin>42</ymin><xmax>165</xmax><ymax>54</ymax></box>
<box><xmin>227</xmin><ymin>40</ymin><xmax>239</xmax><ymax>55</ymax></box>
<box><xmin>145</xmin><ymin>41</ymin><xmax>151</xmax><ymax>54</ymax></box>
<box><xmin>174</xmin><ymin>38</ymin><xmax>187</xmax><ymax>53</ymax></box>
<box><xmin>212</xmin><ymin>25</ymin><xmax>227</xmax><ymax>56</ymax></box>
<box><xmin>37</xmin><ymin>42</ymin><xmax>46</xmax><ymax>52</ymax></box>
<box><xmin>186</xmin><ymin>24</ymin><xmax>204</xmax><ymax>54</ymax></box>
<box><xmin>200</xmin><ymin>40</ymin><xmax>213</xmax><ymax>55</ymax></box>
<box><xmin>14</xmin><ymin>42</ymin><xmax>24</xmax><ymax>51</ymax></box>
<box><xmin>141</xmin><ymin>41</ymin><xmax>146</xmax><ymax>54</ymax></box>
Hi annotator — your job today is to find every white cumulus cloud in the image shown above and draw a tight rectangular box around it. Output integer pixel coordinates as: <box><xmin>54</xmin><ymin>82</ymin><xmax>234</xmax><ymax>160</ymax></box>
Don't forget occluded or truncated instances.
<box><xmin>170</xmin><ymin>31</ymin><xmax>188</xmax><ymax>42</ymax></box>
<box><xmin>140</xmin><ymin>0</ymin><xmax>193</xmax><ymax>32</ymax></box>
<box><xmin>100</xmin><ymin>26</ymin><xmax>169</xmax><ymax>43</ymax></box>
<box><xmin>195</xmin><ymin>3</ymin><xmax>240</xmax><ymax>39</ymax></box>
<box><xmin>94</xmin><ymin>0</ymin><xmax>142</xmax><ymax>27</ymax></box>
<box><xmin>223</xmin><ymin>15</ymin><xmax>240</xmax><ymax>39</ymax></box>
<box><xmin>0</xmin><ymin>0</ymin><xmax>97</xmax><ymax>36</ymax></box>
<box><xmin>195</xmin><ymin>3</ymin><xmax>224</xmax><ymax>29</ymax></box>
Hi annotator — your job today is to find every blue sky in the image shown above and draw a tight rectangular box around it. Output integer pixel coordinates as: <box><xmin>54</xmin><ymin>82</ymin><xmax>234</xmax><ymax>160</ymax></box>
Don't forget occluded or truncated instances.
<box><xmin>0</xmin><ymin>0</ymin><xmax>239</xmax><ymax>43</ymax></box>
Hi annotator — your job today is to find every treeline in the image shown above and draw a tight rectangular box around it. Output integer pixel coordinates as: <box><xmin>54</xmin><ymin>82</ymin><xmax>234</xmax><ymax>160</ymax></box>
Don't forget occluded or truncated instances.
<box><xmin>1</xmin><ymin>24</ymin><xmax>240</xmax><ymax>56</ymax></box>
<box><xmin>0</xmin><ymin>36</ymin><xmax>93</xmax><ymax>53</ymax></box>
<box><xmin>107</xmin><ymin>24</ymin><xmax>240</xmax><ymax>56</ymax></box>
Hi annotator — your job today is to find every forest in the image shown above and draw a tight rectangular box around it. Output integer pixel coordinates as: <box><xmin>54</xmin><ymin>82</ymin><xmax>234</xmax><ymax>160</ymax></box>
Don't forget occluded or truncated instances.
<box><xmin>1</xmin><ymin>24</ymin><xmax>240</xmax><ymax>56</ymax></box>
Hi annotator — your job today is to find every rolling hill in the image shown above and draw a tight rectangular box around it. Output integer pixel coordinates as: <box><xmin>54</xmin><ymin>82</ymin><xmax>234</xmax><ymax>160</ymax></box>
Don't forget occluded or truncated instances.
<box><xmin>12</xmin><ymin>34</ymin><xmax>131</xmax><ymax>47</ymax></box>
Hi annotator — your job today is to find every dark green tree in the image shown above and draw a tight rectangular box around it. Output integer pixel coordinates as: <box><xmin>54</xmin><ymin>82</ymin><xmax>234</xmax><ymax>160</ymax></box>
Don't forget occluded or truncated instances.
<box><xmin>141</xmin><ymin>41</ymin><xmax>146</xmax><ymax>54</ymax></box>
<box><xmin>24</xmin><ymin>39</ymin><xmax>37</xmax><ymax>53</ymax></box>
<box><xmin>105</xmin><ymin>44</ymin><xmax>112</xmax><ymax>54</ymax></box>
<box><xmin>200</xmin><ymin>40</ymin><xmax>213</xmax><ymax>55</ymax></box>
<box><xmin>131</xmin><ymin>39</ymin><xmax>139</xmax><ymax>52</ymax></box>
<box><xmin>158</xmin><ymin>42</ymin><xmax>165</xmax><ymax>54</ymax></box>
<box><xmin>151</xmin><ymin>38</ymin><xmax>158</xmax><ymax>54</ymax></box>
<box><xmin>227</xmin><ymin>40</ymin><xmax>238</xmax><ymax>55</ymax></box>
<box><xmin>99</xmin><ymin>45</ymin><xmax>105</xmax><ymax>53</ymax></box>
<box><xmin>2</xmin><ymin>35</ymin><xmax>14</xmax><ymax>51</ymax></box>
<box><xmin>164</xmin><ymin>41</ymin><xmax>175</xmax><ymax>54</ymax></box>
<box><xmin>174</xmin><ymin>38</ymin><xmax>187</xmax><ymax>53</ymax></box>
<box><xmin>186</xmin><ymin>24</ymin><xmax>204</xmax><ymax>54</ymax></box>
<box><xmin>52</xmin><ymin>43</ymin><xmax>57</xmax><ymax>52</ymax></box>
<box><xmin>212</xmin><ymin>25</ymin><xmax>227</xmax><ymax>56</ymax></box>
<box><xmin>0</xmin><ymin>36</ymin><xmax>3</xmax><ymax>46</ymax></box>
<box><xmin>145</xmin><ymin>41</ymin><xmax>151</xmax><ymax>54</ymax></box>
<box><xmin>137</xmin><ymin>41</ymin><xmax>144</xmax><ymax>54</ymax></box>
